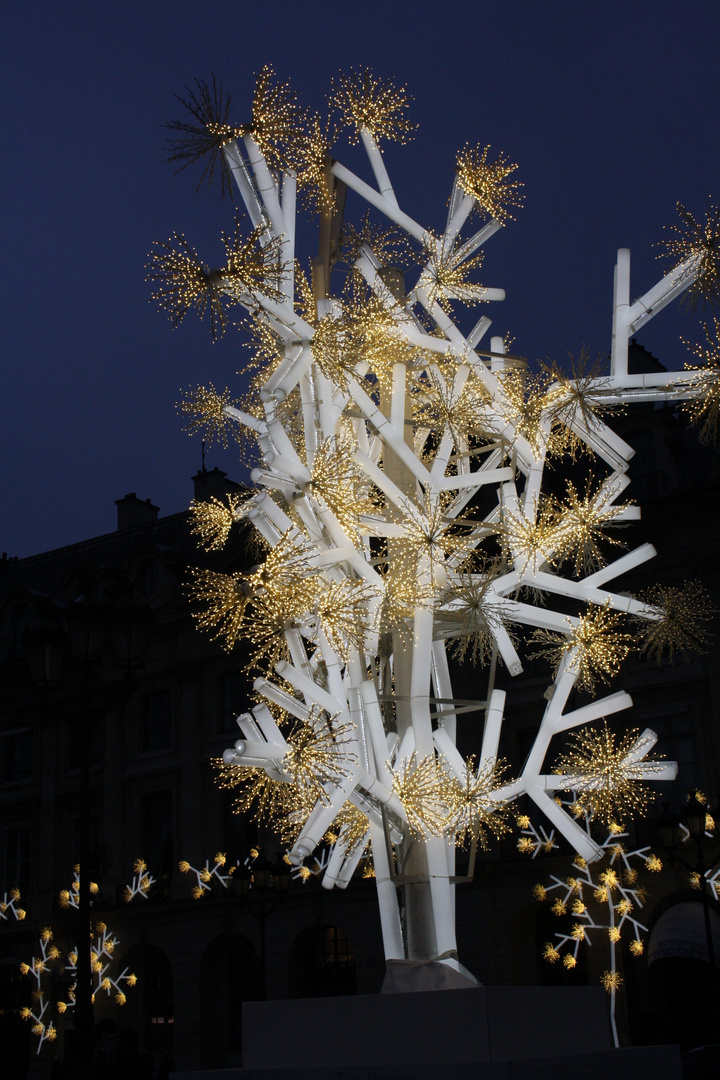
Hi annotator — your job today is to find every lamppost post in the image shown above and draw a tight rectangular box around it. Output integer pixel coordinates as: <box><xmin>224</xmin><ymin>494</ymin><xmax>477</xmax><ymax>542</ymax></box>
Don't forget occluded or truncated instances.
<box><xmin>235</xmin><ymin>854</ymin><xmax>291</xmax><ymax>1001</ymax></box>
<box><xmin>24</xmin><ymin>593</ymin><xmax>150</xmax><ymax>1075</ymax></box>
<box><xmin>681</xmin><ymin>790</ymin><xmax>717</xmax><ymax>971</ymax></box>
<box><xmin>657</xmin><ymin>792</ymin><xmax>719</xmax><ymax>970</ymax></box>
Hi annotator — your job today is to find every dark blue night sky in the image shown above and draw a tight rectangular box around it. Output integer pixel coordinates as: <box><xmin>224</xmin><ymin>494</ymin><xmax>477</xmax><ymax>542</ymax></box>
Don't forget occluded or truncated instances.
<box><xmin>3</xmin><ymin>0</ymin><xmax>719</xmax><ymax>556</ymax></box>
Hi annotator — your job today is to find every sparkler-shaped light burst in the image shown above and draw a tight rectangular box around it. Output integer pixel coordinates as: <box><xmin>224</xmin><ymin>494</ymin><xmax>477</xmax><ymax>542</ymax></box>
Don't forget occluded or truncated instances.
<box><xmin>659</xmin><ymin>200</ymin><xmax>720</xmax><ymax>310</ymax></box>
<box><xmin>190</xmin><ymin>493</ymin><xmax>248</xmax><ymax>551</ymax></box>
<box><xmin>148</xmin><ymin>234</ymin><xmax>229</xmax><ymax>338</ymax></box>
<box><xmin>553</xmin><ymin>724</ymin><xmax>664</xmax><ymax>824</ymax></box>
<box><xmin>543</xmin><ymin>351</ymin><xmax>622</xmax><ymax>458</ymax></box>
<box><xmin>455</xmin><ymin>144</ymin><xmax>524</xmax><ymax>224</ymax></box>
<box><xmin>154</xmin><ymin>68</ymin><xmax>715</xmax><ymax>971</ymax></box>
<box><xmin>189</xmin><ymin>567</ymin><xmax>253</xmax><ymax>649</ymax></box>
<box><xmin>553</xmin><ymin>478</ymin><xmax>630</xmax><ymax>577</ymax></box>
<box><xmin>250</xmin><ymin>65</ymin><xmax>307</xmax><ymax>173</ymax></box>
<box><xmin>420</xmin><ymin>236</ymin><xmax>488</xmax><ymax>311</ymax></box>
<box><xmin>179</xmin><ymin>384</ymin><xmax>243</xmax><ymax>448</ymax></box>
<box><xmin>441</xmin><ymin>757</ymin><xmax>513</xmax><ymax>849</ymax></box>
<box><xmin>165</xmin><ymin>74</ymin><xmax>241</xmax><ymax>198</ymax></box>
<box><xmin>531</xmin><ymin>604</ymin><xmax>634</xmax><ymax>694</ymax></box>
<box><xmin>392</xmin><ymin>754</ymin><xmax>447</xmax><ymax>838</ymax></box>
<box><xmin>331</xmin><ymin>68</ymin><xmax>417</xmax><ymax>144</ymax></box>
<box><xmin>681</xmin><ymin>318</ymin><xmax>720</xmax><ymax>444</ymax></box>
<box><xmin>440</xmin><ymin>567</ymin><xmax>514</xmax><ymax>667</ymax></box>
<box><xmin>283</xmin><ymin>707</ymin><xmax>356</xmax><ymax>796</ymax></box>
<box><xmin>635</xmin><ymin>580</ymin><xmax>713</xmax><ymax>663</ymax></box>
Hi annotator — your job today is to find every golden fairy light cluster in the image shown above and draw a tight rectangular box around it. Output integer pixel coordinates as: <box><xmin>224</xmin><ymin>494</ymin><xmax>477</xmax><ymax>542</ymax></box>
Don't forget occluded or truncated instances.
<box><xmin>214</xmin><ymin>705</ymin><xmax>358</xmax><ymax>846</ymax></box>
<box><xmin>455</xmin><ymin>144</ymin><xmax>524</xmax><ymax>224</ymax></box>
<box><xmin>553</xmin><ymin>723</ymin><xmax>663</xmax><ymax>824</ymax></box>
<box><xmin>681</xmin><ymin>318</ymin><xmax>720</xmax><ymax>444</ymax></box>
<box><xmin>439</xmin><ymin>566</ymin><xmax>513</xmax><ymax>667</ymax></box>
<box><xmin>420</xmin><ymin>236</ymin><xmax>488</xmax><ymax>311</ymax></box>
<box><xmin>552</xmin><ymin>479</ymin><xmax>628</xmax><ymax>577</ymax></box>
<box><xmin>147</xmin><ymin>221</ymin><xmax>285</xmax><ymax>339</ymax></box>
<box><xmin>440</xmin><ymin>757</ymin><xmax>513</xmax><ymax>849</ymax></box>
<box><xmin>331</xmin><ymin>68</ymin><xmax>417</xmax><ymax>145</ymax></box>
<box><xmin>148</xmin><ymin>233</ymin><xmax>227</xmax><ymax>337</ymax></box>
<box><xmin>542</xmin><ymin>351</ymin><xmax>622</xmax><ymax>458</ymax></box>
<box><xmin>659</xmin><ymin>200</ymin><xmax>720</xmax><ymax>311</ymax></box>
<box><xmin>390</xmin><ymin>753</ymin><xmax>511</xmax><ymax>848</ymax></box>
<box><xmin>190</xmin><ymin>492</ymin><xmax>248</xmax><ymax>551</ymax></box>
<box><xmin>531</xmin><ymin>604</ymin><xmax>634</xmax><ymax>694</ymax></box>
<box><xmin>179</xmin><ymin>384</ymin><xmax>242</xmax><ymax>448</ymax></box>
<box><xmin>250</xmin><ymin>65</ymin><xmax>306</xmax><ymax>172</ymax></box>
<box><xmin>305</xmin><ymin>430</ymin><xmax>379</xmax><ymax>543</ymax></box>
<box><xmin>635</xmin><ymin>580</ymin><xmax>713</xmax><ymax>663</ymax></box>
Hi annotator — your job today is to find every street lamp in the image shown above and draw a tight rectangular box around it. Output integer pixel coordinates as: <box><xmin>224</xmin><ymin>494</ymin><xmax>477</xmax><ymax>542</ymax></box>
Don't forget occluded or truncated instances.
<box><xmin>234</xmin><ymin>853</ymin><xmax>291</xmax><ymax>1000</ymax></box>
<box><xmin>656</xmin><ymin>792</ymin><xmax>719</xmax><ymax>970</ymax></box>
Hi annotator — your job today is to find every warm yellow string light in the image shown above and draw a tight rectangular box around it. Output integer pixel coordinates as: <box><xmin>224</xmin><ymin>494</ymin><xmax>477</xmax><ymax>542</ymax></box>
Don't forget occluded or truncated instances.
<box><xmin>680</xmin><ymin>318</ymin><xmax>720</xmax><ymax>444</ymax></box>
<box><xmin>331</xmin><ymin>68</ymin><xmax>417</xmax><ymax>145</ymax></box>
<box><xmin>420</xmin><ymin>236</ymin><xmax>488</xmax><ymax>312</ymax></box>
<box><xmin>455</xmin><ymin>144</ymin><xmax>524</xmax><ymax>224</ymax></box>
<box><xmin>178</xmin><ymin>384</ymin><xmax>242</xmax><ymax>448</ymax></box>
<box><xmin>543</xmin><ymin>350</ymin><xmax>622</xmax><ymax>459</ymax></box>
<box><xmin>391</xmin><ymin>754</ymin><xmax>447</xmax><ymax>837</ymax></box>
<box><xmin>659</xmin><ymin>200</ymin><xmax>720</xmax><ymax>311</ymax></box>
<box><xmin>635</xmin><ymin>580</ymin><xmax>713</xmax><ymax>663</ymax></box>
<box><xmin>440</xmin><ymin>757</ymin><xmax>513</xmax><ymax>849</ymax></box>
<box><xmin>530</xmin><ymin>603</ymin><xmax>634</xmax><ymax>694</ymax></box>
<box><xmin>189</xmin><ymin>493</ymin><xmax>247</xmax><ymax>551</ymax></box>
<box><xmin>552</xmin><ymin>477</ymin><xmax>630</xmax><ymax>577</ymax></box>
<box><xmin>553</xmin><ymin>723</ymin><xmax>663</xmax><ymax>824</ymax></box>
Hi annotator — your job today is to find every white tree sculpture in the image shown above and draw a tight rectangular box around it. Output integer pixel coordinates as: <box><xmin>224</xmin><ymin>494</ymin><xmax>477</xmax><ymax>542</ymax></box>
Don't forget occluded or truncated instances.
<box><xmin>151</xmin><ymin>68</ymin><xmax>717</xmax><ymax>976</ymax></box>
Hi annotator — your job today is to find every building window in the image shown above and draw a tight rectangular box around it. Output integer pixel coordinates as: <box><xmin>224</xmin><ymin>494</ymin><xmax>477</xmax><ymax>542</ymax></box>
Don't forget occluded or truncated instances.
<box><xmin>1</xmin><ymin>728</ymin><xmax>33</xmax><ymax>783</ymax></box>
<box><xmin>140</xmin><ymin>791</ymin><xmax>175</xmax><ymax>892</ymax></box>
<box><xmin>139</xmin><ymin>690</ymin><xmax>173</xmax><ymax>753</ymax></box>
<box><xmin>292</xmin><ymin>926</ymin><xmax>356</xmax><ymax>998</ymax></box>
<box><xmin>2</xmin><ymin>825</ymin><xmax>31</xmax><ymax>895</ymax></box>
<box><xmin>68</xmin><ymin>810</ymin><xmax>103</xmax><ymax>879</ymax></box>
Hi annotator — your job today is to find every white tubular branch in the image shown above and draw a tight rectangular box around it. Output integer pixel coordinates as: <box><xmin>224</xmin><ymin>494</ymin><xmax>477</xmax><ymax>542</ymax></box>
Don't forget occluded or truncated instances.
<box><xmin>331</xmin><ymin>160</ymin><xmax>429</xmax><ymax>243</ymax></box>
<box><xmin>360</xmin><ymin>129</ymin><xmax>398</xmax><ymax>207</ymax></box>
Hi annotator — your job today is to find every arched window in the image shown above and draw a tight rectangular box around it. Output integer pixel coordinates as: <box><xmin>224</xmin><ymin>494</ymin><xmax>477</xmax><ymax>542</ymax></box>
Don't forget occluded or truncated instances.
<box><xmin>645</xmin><ymin>900</ymin><xmax>720</xmax><ymax>1050</ymax></box>
<box><xmin>119</xmin><ymin>942</ymin><xmax>174</xmax><ymax>1057</ymax></box>
<box><xmin>0</xmin><ymin>961</ymin><xmax>32</xmax><ymax>1076</ymax></box>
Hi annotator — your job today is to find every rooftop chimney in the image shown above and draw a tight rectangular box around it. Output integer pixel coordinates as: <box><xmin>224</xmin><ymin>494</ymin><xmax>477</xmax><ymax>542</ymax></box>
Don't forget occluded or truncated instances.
<box><xmin>192</xmin><ymin>467</ymin><xmax>245</xmax><ymax>504</ymax></box>
<box><xmin>116</xmin><ymin>493</ymin><xmax>160</xmax><ymax>531</ymax></box>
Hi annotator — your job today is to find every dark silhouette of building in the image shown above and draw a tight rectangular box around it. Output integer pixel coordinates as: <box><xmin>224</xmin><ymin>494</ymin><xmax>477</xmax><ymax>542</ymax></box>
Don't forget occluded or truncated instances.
<box><xmin>2</xmin><ymin>344</ymin><xmax>720</xmax><ymax>1072</ymax></box>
